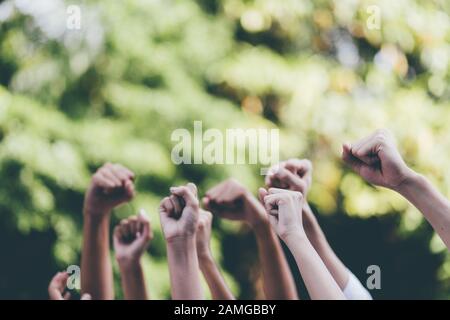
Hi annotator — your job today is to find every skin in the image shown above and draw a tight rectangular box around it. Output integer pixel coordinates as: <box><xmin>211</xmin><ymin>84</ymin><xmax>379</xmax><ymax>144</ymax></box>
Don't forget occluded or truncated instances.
<box><xmin>265</xmin><ymin>159</ymin><xmax>349</xmax><ymax>289</ymax></box>
<box><xmin>203</xmin><ymin>179</ymin><xmax>298</xmax><ymax>300</ymax></box>
<box><xmin>196</xmin><ymin>209</ymin><xmax>235</xmax><ymax>300</ymax></box>
<box><xmin>261</xmin><ymin>188</ymin><xmax>345</xmax><ymax>300</ymax></box>
<box><xmin>81</xmin><ymin>163</ymin><xmax>135</xmax><ymax>300</ymax></box>
<box><xmin>113</xmin><ymin>209</ymin><xmax>153</xmax><ymax>300</ymax></box>
<box><xmin>343</xmin><ymin>129</ymin><xmax>450</xmax><ymax>250</ymax></box>
<box><xmin>159</xmin><ymin>183</ymin><xmax>204</xmax><ymax>300</ymax></box>
<box><xmin>48</xmin><ymin>272</ymin><xmax>91</xmax><ymax>300</ymax></box>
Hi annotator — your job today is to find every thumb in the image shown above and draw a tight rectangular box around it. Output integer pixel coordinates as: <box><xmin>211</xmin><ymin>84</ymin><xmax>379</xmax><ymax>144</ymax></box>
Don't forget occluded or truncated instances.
<box><xmin>342</xmin><ymin>143</ymin><xmax>363</xmax><ymax>174</ymax></box>
<box><xmin>258</xmin><ymin>188</ymin><xmax>268</xmax><ymax>204</ymax></box>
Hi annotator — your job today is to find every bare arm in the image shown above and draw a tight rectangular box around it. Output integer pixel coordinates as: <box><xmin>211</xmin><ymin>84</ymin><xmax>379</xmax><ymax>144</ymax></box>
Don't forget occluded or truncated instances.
<box><xmin>204</xmin><ymin>179</ymin><xmax>298</xmax><ymax>300</ymax></box>
<box><xmin>167</xmin><ymin>237</ymin><xmax>204</xmax><ymax>299</ymax></box>
<box><xmin>114</xmin><ymin>210</ymin><xmax>152</xmax><ymax>300</ymax></box>
<box><xmin>262</xmin><ymin>188</ymin><xmax>345</xmax><ymax>300</ymax></box>
<box><xmin>284</xmin><ymin>232</ymin><xmax>345</xmax><ymax>300</ymax></box>
<box><xmin>80</xmin><ymin>163</ymin><xmax>135</xmax><ymax>300</ymax></box>
<box><xmin>197</xmin><ymin>210</ymin><xmax>234</xmax><ymax>300</ymax></box>
<box><xmin>160</xmin><ymin>183</ymin><xmax>204</xmax><ymax>300</ymax></box>
<box><xmin>343</xmin><ymin>129</ymin><xmax>450</xmax><ymax>251</ymax></box>
<box><xmin>81</xmin><ymin>213</ymin><xmax>114</xmax><ymax>299</ymax></box>
<box><xmin>303</xmin><ymin>203</ymin><xmax>349</xmax><ymax>288</ymax></box>
<box><xmin>396</xmin><ymin>172</ymin><xmax>450</xmax><ymax>249</ymax></box>
<box><xmin>118</xmin><ymin>262</ymin><xmax>148</xmax><ymax>300</ymax></box>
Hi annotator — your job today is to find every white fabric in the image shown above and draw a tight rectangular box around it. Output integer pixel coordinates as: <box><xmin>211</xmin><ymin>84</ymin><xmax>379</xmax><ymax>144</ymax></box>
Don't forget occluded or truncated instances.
<box><xmin>343</xmin><ymin>270</ymin><xmax>373</xmax><ymax>300</ymax></box>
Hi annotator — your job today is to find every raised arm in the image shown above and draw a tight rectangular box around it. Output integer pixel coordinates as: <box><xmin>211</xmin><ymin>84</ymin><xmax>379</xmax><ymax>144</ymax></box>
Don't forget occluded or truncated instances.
<box><xmin>266</xmin><ymin>159</ymin><xmax>371</xmax><ymax>299</ymax></box>
<box><xmin>159</xmin><ymin>183</ymin><xmax>204</xmax><ymax>300</ymax></box>
<box><xmin>196</xmin><ymin>209</ymin><xmax>235</xmax><ymax>300</ymax></box>
<box><xmin>81</xmin><ymin>163</ymin><xmax>135</xmax><ymax>300</ymax></box>
<box><xmin>113</xmin><ymin>210</ymin><xmax>152</xmax><ymax>300</ymax></box>
<box><xmin>342</xmin><ymin>129</ymin><xmax>450</xmax><ymax>250</ymax></box>
<box><xmin>204</xmin><ymin>179</ymin><xmax>298</xmax><ymax>300</ymax></box>
<box><xmin>261</xmin><ymin>188</ymin><xmax>345</xmax><ymax>300</ymax></box>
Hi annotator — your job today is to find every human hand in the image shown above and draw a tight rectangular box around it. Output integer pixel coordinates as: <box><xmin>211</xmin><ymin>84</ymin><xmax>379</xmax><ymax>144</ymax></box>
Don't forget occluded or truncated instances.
<box><xmin>159</xmin><ymin>183</ymin><xmax>200</xmax><ymax>241</ymax></box>
<box><xmin>342</xmin><ymin>129</ymin><xmax>414</xmax><ymax>190</ymax></box>
<box><xmin>196</xmin><ymin>209</ymin><xmax>213</xmax><ymax>259</ymax></box>
<box><xmin>113</xmin><ymin>209</ymin><xmax>153</xmax><ymax>264</ymax></box>
<box><xmin>203</xmin><ymin>179</ymin><xmax>266</xmax><ymax>227</ymax></box>
<box><xmin>48</xmin><ymin>272</ymin><xmax>91</xmax><ymax>300</ymax></box>
<box><xmin>260</xmin><ymin>188</ymin><xmax>305</xmax><ymax>241</ymax></box>
<box><xmin>265</xmin><ymin>159</ymin><xmax>313</xmax><ymax>196</ymax></box>
<box><xmin>84</xmin><ymin>163</ymin><xmax>135</xmax><ymax>216</ymax></box>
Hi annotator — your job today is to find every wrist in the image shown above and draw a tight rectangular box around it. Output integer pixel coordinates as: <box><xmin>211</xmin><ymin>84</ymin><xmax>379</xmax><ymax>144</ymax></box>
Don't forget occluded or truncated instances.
<box><xmin>242</xmin><ymin>192</ymin><xmax>269</xmax><ymax>229</ymax></box>
<box><xmin>197</xmin><ymin>246</ymin><xmax>213</xmax><ymax>262</ymax></box>
<box><xmin>117</xmin><ymin>256</ymin><xmax>142</xmax><ymax>270</ymax></box>
<box><xmin>394</xmin><ymin>168</ymin><xmax>422</xmax><ymax>195</ymax></box>
<box><xmin>281</xmin><ymin>229</ymin><xmax>308</xmax><ymax>246</ymax></box>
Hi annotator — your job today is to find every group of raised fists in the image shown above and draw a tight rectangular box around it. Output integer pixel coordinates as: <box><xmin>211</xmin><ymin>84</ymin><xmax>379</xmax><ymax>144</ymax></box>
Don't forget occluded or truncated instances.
<box><xmin>48</xmin><ymin>129</ymin><xmax>450</xmax><ymax>300</ymax></box>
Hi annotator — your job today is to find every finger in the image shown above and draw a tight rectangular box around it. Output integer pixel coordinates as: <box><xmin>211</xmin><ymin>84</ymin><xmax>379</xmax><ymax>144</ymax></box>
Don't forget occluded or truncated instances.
<box><xmin>113</xmin><ymin>226</ymin><xmax>122</xmax><ymax>248</ymax></box>
<box><xmin>170</xmin><ymin>186</ymin><xmax>199</xmax><ymax>209</ymax></box>
<box><xmin>120</xmin><ymin>219</ymin><xmax>132</xmax><ymax>239</ymax></box>
<box><xmin>274</xmin><ymin>168</ymin><xmax>306</xmax><ymax>192</ymax></box>
<box><xmin>169</xmin><ymin>194</ymin><xmax>183</xmax><ymax>216</ymax></box>
<box><xmin>124</xmin><ymin>179</ymin><xmax>135</xmax><ymax>199</ymax></box>
<box><xmin>129</xmin><ymin>216</ymin><xmax>139</xmax><ymax>236</ymax></box>
<box><xmin>100</xmin><ymin>169</ymin><xmax>122</xmax><ymax>187</ymax></box>
<box><xmin>258</xmin><ymin>187</ymin><xmax>268</xmax><ymax>203</ymax></box>
<box><xmin>342</xmin><ymin>143</ymin><xmax>363</xmax><ymax>173</ymax></box>
<box><xmin>186</xmin><ymin>183</ymin><xmax>198</xmax><ymax>197</ymax></box>
<box><xmin>160</xmin><ymin>197</ymin><xmax>173</xmax><ymax>214</ymax></box>
<box><xmin>110</xmin><ymin>164</ymin><xmax>131</xmax><ymax>183</ymax></box>
<box><xmin>113</xmin><ymin>164</ymin><xmax>135</xmax><ymax>180</ymax></box>
<box><xmin>81</xmin><ymin>293</ymin><xmax>92</xmax><ymax>300</ymax></box>
<box><xmin>285</xmin><ymin>159</ymin><xmax>312</xmax><ymax>176</ymax></box>
<box><xmin>63</xmin><ymin>292</ymin><xmax>71</xmax><ymax>300</ymax></box>
<box><xmin>94</xmin><ymin>172</ymin><xmax>116</xmax><ymax>191</ymax></box>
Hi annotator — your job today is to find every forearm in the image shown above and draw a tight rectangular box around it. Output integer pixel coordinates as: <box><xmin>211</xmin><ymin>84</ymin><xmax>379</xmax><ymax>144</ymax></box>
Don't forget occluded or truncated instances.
<box><xmin>396</xmin><ymin>172</ymin><xmax>450</xmax><ymax>249</ymax></box>
<box><xmin>284</xmin><ymin>232</ymin><xmax>345</xmax><ymax>300</ymax></box>
<box><xmin>81</xmin><ymin>212</ymin><xmax>114</xmax><ymax>300</ymax></box>
<box><xmin>198</xmin><ymin>252</ymin><xmax>235</xmax><ymax>300</ymax></box>
<box><xmin>253</xmin><ymin>220</ymin><xmax>298</xmax><ymax>300</ymax></box>
<box><xmin>167</xmin><ymin>237</ymin><xmax>204</xmax><ymax>300</ymax></box>
<box><xmin>303</xmin><ymin>203</ymin><xmax>349</xmax><ymax>289</ymax></box>
<box><xmin>118</xmin><ymin>259</ymin><xmax>148</xmax><ymax>300</ymax></box>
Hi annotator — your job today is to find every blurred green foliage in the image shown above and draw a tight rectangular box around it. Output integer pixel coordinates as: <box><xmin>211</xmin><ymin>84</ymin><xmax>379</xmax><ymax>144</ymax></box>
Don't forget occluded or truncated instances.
<box><xmin>0</xmin><ymin>0</ymin><xmax>449</xmax><ymax>299</ymax></box>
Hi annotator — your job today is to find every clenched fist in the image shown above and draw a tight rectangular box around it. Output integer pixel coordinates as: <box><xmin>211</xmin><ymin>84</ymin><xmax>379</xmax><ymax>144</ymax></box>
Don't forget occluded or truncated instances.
<box><xmin>203</xmin><ymin>179</ymin><xmax>266</xmax><ymax>228</ymax></box>
<box><xmin>159</xmin><ymin>183</ymin><xmax>200</xmax><ymax>241</ymax></box>
<box><xmin>342</xmin><ymin>129</ymin><xmax>414</xmax><ymax>190</ymax></box>
<box><xmin>260</xmin><ymin>188</ymin><xmax>305</xmax><ymax>240</ymax></box>
<box><xmin>265</xmin><ymin>159</ymin><xmax>313</xmax><ymax>196</ymax></box>
<box><xmin>113</xmin><ymin>209</ymin><xmax>153</xmax><ymax>263</ymax></box>
<box><xmin>84</xmin><ymin>163</ymin><xmax>135</xmax><ymax>216</ymax></box>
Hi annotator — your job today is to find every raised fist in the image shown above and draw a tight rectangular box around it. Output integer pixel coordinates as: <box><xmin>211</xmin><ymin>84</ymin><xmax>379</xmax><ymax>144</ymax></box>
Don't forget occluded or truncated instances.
<box><xmin>203</xmin><ymin>179</ymin><xmax>266</xmax><ymax>227</ymax></box>
<box><xmin>260</xmin><ymin>188</ymin><xmax>305</xmax><ymax>240</ymax></box>
<box><xmin>84</xmin><ymin>163</ymin><xmax>135</xmax><ymax>216</ymax></box>
<box><xmin>342</xmin><ymin>129</ymin><xmax>414</xmax><ymax>190</ymax></box>
<box><xmin>159</xmin><ymin>183</ymin><xmax>200</xmax><ymax>241</ymax></box>
<box><xmin>265</xmin><ymin>159</ymin><xmax>313</xmax><ymax>196</ymax></box>
<box><xmin>113</xmin><ymin>209</ymin><xmax>153</xmax><ymax>263</ymax></box>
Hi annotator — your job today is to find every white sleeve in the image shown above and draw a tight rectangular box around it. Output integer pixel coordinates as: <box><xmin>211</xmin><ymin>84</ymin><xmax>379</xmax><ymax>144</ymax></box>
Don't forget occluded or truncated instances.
<box><xmin>343</xmin><ymin>270</ymin><xmax>373</xmax><ymax>300</ymax></box>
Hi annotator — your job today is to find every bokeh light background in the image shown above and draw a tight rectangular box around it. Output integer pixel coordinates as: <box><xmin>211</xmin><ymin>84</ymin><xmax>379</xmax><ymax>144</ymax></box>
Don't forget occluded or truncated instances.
<box><xmin>0</xmin><ymin>0</ymin><xmax>449</xmax><ymax>299</ymax></box>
